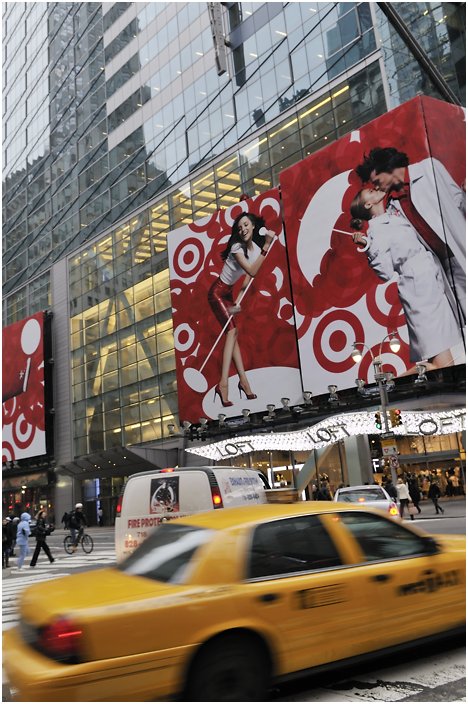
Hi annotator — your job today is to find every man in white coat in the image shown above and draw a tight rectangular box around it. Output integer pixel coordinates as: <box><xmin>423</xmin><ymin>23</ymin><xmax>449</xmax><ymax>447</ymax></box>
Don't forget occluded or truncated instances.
<box><xmin>356</xmin><ymin>147</ymin><xmax>466</xmax><ymax>324</ymax></box>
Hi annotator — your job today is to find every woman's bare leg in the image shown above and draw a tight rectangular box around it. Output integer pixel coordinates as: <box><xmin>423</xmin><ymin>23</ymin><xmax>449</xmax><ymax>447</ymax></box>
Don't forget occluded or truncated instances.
<box><xmin>232</xmin><ymin>340</ymin><xmax>255</xmax><ymax>395</ymax></box>
<box><xmin>398</xmin><ymin>352</ymin><xmax>453</xmax><ymax>378</ymax></box>
<box><xmin>430</xmin><ymin>350</ymin><xmax>454</xmax><ymax>368</ymax></box>
<box><xmin>218</xmin><ymin>329</ymin><xmax>238</xmax><ymax>401</ymax></box>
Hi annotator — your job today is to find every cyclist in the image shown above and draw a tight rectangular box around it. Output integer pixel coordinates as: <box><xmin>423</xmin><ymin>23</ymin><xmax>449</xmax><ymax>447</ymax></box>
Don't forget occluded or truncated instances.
<box><xmin>68</xmin><ymin>503</ymin><xmax>88</xmax><ymax>551</ymax></box>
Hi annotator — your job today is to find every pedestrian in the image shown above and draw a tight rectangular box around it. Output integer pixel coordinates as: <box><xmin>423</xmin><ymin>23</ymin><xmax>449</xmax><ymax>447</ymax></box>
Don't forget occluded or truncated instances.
<box><xmin>98</xmin><ymin>507</ymin><xmax>104</xmax><ymax>527</ymax></box>
<box><xmin>449</xmin><ymin>473</ymin><xmax>460</xmax><ymax>496</ymax></box>
<box><xmin>428</xmin><ymin>480</ymin><xmax>444</xmax><ymax>514</ymax></box>
<box><xmin>384</xmin><ymin>477</ymin><xmax>398</xmax><ymax>502</ymax></box>
<box><xmin>61</xmin><ymin>511</ymin><xmax>70</xmax><ymax>529</ymax></box>
<box><xmin>30</xmin><ymin>510</ymin><xmax>55</xmax><ymax>567</ymax></box>
<box><xmin>9</xmin><ymin>516</ymin><xmax>19</xmax><ymax>555</ymax></box>
<box><xmin>396</xmin><ymin>477</ymin><xmax>411</xmax><ymax>518</ymax></box>
<box><xmin>3</xmin><ymin>518</ymin><xmax>12</xmax><ymax>568</ymax></box>
<box><xmin>16</xmin><ymin>512</ymin><xmax>32</xmax><ymax>569</ymax></box>
<box><xmin>421</xmin><ymin>475</ymin><xmax>430</xmax><ymax>499</ymax></box>
<box><xmin>316</xmin><ymin>482</ymin><xmax>332</xmax><ymax>500</ymax></box>
<box><xmin>408</xmin><ymin>475</ymin><xmax>422</xmax><ymax>515</ymax></box>
<box><xmin>438</xmin><ymin>471</ymin><xmax>448</xmax><ymax>496</ymax></box>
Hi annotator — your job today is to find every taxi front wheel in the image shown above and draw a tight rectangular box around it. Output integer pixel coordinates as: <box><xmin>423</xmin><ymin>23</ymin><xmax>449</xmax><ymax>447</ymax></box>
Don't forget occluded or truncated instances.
<box><xmin>183</xmin><ymin>632</ymin><xmax>270</xmax><ymax>701</ymax></box>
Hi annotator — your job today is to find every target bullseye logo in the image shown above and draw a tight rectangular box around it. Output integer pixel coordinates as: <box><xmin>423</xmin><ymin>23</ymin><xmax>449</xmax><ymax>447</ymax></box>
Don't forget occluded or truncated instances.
<box><xmin>172</xmin><ymin>238</ymin><xmax>205</xmax><ymax>279</ymax></box>
<box><xmin>313</xmin><ymin>311</ymin><xmax>364</xmax><ymax>373</ymax></box>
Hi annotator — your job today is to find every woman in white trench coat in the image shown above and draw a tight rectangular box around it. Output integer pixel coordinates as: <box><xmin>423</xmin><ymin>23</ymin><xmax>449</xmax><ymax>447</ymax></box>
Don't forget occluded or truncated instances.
<box><xmin>350</xmin><ymin>188</ymin><xmax>462</xmax><ymax>368</ymax></box>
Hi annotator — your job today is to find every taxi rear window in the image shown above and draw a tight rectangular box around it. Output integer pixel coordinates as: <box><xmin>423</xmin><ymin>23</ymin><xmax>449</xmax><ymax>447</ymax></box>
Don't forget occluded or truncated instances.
<box><xmin>338</xmin><ymin>488</ymin><xmax>386</xmax><ymax>502</ymax></box>
<box><xmin>117</xmin><ymin>524</ymin><xmax>212</xmax><ymax>583</ymax></box>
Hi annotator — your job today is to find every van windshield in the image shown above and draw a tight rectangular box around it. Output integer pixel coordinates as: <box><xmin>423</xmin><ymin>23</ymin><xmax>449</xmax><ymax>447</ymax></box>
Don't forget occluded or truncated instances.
<box><xmin>116</xmin><ymin>524</ymin><xmax>213</xmax><ymax>583</ymax></box>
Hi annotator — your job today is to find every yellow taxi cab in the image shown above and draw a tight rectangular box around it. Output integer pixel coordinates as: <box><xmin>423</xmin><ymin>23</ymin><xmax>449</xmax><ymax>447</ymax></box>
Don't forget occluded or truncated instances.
<box><xmin>3</xmin><ymin>502</ymin><xmax>465</xmax><ymax>702</ymax></box>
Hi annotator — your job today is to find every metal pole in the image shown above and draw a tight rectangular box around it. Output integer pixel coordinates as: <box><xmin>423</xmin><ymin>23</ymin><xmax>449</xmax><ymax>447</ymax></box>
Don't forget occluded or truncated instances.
<box><xmin>374</xmin><ymin>360</ymin><xmax>398</xmax><ymax>485</ymax></box>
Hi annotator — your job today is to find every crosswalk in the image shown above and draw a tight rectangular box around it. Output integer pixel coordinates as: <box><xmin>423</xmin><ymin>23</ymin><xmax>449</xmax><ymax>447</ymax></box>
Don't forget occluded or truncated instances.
<box><xmin>3</xmin><ymin>548</ymin><xmax>116</xmax><ymax>631</ymax></box>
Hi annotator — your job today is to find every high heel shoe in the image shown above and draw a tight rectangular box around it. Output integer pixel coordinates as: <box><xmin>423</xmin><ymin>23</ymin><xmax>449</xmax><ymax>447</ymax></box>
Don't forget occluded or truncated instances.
<box><xmin>238</xmin><ymin>381</ymin><xmax>257</xmax><ymax>400</ymax></box>
<box><xmin>214</xmin><ymin>384</ymin><xmax>233</xmax><ymax>407</ymax></box>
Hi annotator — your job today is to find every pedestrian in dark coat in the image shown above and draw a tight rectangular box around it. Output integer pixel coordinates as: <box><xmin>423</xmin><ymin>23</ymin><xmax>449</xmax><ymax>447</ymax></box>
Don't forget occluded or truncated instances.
<box><xmin>408</xmin><ymin>476</ymin><xmax>422</xmax><ymax>514</ymax></box>
<box><xmin>2</xmin><ymin>518</ymin><xmax>12</xmax><ymax>568</ymax></box>
<box><xmin>30</xmin><ymin>510</ymin><xmax>55</xmax><ymax>567</ymax></box>
<box><xmin>428</xmin><ymin>481</ymin><xmax>444</xmax><ymax>515</ymax></box>
<box><xmin>384</xmin><ymin>478</ymin><xmax>398</xmax><ymax>502</ymax></box>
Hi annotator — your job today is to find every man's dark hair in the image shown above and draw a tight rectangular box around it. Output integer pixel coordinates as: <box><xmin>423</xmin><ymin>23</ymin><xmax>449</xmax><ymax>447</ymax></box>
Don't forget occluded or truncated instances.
<box><xmin>355</xmin><ymin>147</ymin><xmax>410</xmax><ymax>182</ymax></box>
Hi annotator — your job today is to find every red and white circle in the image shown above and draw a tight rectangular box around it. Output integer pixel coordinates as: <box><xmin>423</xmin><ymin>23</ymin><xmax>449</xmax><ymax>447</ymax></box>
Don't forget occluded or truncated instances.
<box><xmin>172</xmin><ymin>238</ymin><xmax>205</xmax><ymax>279</ymax></box>
<box><xmin>174</xmin><ymin>323</ymin><xmax>196</xmax><ymax>353</ymax></box>
<box><xmin>313</xmin><ymin>311</ymin><xmax>365</xmax><ymax>373</ymax></box>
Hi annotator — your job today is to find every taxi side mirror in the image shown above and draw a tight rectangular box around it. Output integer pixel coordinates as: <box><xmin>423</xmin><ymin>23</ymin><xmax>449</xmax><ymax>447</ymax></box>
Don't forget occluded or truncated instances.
<box><xmin>423</xmin><ymin>536</ymin><xmax>440</xmax><ymax>555</ymax></box>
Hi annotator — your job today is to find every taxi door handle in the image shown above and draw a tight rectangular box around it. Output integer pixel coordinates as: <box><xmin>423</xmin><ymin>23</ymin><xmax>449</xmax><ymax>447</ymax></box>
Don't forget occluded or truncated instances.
<box><xmin>370</xmin><ymin>574</ymin><xmax>391</xmax><ymax>583</ymax></box>
<box><xmin>258</xmin><ymin>593</ymin><xmax>280</xmax><ymax>603</ymax></box>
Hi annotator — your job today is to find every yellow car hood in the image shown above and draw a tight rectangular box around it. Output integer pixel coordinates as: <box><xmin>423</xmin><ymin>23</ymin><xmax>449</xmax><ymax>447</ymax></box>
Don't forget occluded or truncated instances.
<box><xmin>20</xmin><ymin>567</ymin><xmax>189</xmax><ymax>627</ymax></box>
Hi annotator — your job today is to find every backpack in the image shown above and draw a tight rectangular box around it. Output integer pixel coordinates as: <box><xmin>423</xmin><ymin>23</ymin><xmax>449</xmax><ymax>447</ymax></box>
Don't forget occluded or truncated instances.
<box><xmin>68</xmin><ymin>511</ymin><xmax>80</xmax><ymax>529</ymax></box>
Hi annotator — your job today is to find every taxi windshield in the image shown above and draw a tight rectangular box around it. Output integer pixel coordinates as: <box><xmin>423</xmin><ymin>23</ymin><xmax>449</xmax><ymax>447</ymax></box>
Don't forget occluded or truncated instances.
<box><xmin>117</xmin><ymin>524</ymin><xmax>213</xmax><ymax>583</ymax></box>
<box><xmin>338</xmin><ymin>488</ymin><xmax>386</xmax><ymax>502</ymax></box>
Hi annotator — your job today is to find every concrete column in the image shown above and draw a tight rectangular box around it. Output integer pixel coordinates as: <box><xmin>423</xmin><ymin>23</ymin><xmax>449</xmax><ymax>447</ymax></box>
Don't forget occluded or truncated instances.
<box><xmin>343</xmin><ymin>435</ymin><xmax>374</xmax><ymax>485</ymax></box>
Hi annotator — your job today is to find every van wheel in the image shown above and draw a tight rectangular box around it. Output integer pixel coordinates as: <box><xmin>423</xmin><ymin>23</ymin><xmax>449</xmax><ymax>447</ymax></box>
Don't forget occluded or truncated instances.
<box><xmin>183</xmin><ymin>633</ymin><xmax>270</xmax><ymax>701</ymax></box>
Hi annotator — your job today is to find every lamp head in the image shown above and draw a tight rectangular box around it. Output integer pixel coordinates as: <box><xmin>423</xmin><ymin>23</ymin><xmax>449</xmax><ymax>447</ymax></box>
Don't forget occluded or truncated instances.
<box><xmin>389</xmin><ymin>333</ymin><xmax>401</xmax><ymax>353</ymax></box>
<box><xmin>351</xmin><ymin>343</ymin><xmax>363</xmax><ymax>363</ymax></box>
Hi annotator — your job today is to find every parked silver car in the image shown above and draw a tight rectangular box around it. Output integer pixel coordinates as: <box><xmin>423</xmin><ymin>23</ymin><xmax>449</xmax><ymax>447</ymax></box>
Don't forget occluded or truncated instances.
<box><xmin>333</xmin><ymin>484</ymin><xmax>400</xmax><ymax>519</ymax></box>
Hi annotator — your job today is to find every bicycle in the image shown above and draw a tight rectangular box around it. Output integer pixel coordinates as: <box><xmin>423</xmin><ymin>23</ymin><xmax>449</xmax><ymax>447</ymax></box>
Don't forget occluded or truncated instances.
<box><xmin>64</xmin><ymin>528</ymin><xmax>94</xmax><ymax>554</ymax></box>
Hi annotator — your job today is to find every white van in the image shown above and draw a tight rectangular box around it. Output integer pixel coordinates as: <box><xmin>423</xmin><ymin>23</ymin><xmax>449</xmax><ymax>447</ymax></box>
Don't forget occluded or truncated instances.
<box><xmin>115</xmin><ymin>465</ymin><xmax>269</xmax><ymax>562</ymax></box>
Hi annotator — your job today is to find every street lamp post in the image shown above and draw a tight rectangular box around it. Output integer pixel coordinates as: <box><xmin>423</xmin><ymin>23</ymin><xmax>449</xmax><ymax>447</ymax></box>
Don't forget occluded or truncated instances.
<box><xmin>351</xmin><ymin>333</ymin><xmax>401</xmax><ymax>484</ymax></box>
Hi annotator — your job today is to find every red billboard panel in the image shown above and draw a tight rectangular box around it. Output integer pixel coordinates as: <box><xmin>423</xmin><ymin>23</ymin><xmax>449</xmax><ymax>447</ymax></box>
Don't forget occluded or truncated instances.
<box><xmin>2</xmin><ymin>312</ymin><xmax>47</xmax><ymax>461</ymax></box>
<box><xmin>168</xmin><ymin>190</ymin><xmax>303</xmax><ymax>422</ymax></box>
<box><xmin>279</xmin><ymin>96</ymin><xmax>465</xmax><ymax>396</ymax></box>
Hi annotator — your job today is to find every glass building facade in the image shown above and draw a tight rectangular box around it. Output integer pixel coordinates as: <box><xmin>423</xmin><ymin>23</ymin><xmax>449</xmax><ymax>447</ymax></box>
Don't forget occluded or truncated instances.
<box><xmin>2</xmin><ymin>2</ymin><xmax>466</xmax><ymax>517</ymax></box>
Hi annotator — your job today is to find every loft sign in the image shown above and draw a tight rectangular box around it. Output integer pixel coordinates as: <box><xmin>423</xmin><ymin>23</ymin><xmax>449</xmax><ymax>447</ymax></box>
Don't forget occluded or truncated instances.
<box><xmin>187</xmin><ymin>409</ymin><xmax>465</xmax><ymax>461</ymax></box>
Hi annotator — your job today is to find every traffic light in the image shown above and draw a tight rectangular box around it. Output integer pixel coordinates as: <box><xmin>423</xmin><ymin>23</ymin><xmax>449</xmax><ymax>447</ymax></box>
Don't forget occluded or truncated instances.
<box><xmin>390</xmin><ymin>409</ymin><xmax>402</xmax><ymax>427</ymax></box>
<box><xmin>374</xmin><ymin>412</ymin><xmax>382</xmax><ymax>430</ymax></box>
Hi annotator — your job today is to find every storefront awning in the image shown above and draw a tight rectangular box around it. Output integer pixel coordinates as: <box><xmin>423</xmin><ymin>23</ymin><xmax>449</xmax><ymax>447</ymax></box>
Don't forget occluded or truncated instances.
<box><xmin>55</xmin><ymin>445</ymin><xmax>179</xmax><ymax>480</ymax></box>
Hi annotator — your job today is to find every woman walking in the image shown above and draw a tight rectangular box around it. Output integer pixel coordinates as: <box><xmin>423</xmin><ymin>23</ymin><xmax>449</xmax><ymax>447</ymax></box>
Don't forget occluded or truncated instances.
<box><xmin>208</xmin><ymin>212</ymin><xmax>275</xmax><ymax>406</ymax></box>
<box><xmin>30</xmin><ymin>510</ymin><xmax>55</xmax><ymax>567</ymax></box>
<box><xmin>396</xmin><ymin>477</ymin><xmax>411</xmax><ymax>519</ymax></box>
<box><xmin>15</xmin><ymin>512</ymin><xmax>31</xmax><ymax>569</ymax></box>
<box><xmin>408</xmin><ymin>475</ymin><xmax>422</xmax><ymax>515</ymax></box>
<box><xmin>428</xmin><ymin>480</ymin><xmax>445</xmax><ymax>515</ymax></box>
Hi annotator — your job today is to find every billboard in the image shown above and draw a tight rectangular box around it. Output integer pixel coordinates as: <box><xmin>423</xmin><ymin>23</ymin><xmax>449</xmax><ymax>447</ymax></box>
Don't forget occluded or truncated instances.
<box><xmin>167</xmin><ymin>190</ymin><xmax>303</xmax><ymax>422</ymax></box>
<box><xmin>279</xmin><ymin>96</ymin><xmax>465</xmax><ymax>396</ymax></box>
<box><xmin>2</xmin><ymin>312</ymin><xmax>47</xmax><ymax>461</ymax></box>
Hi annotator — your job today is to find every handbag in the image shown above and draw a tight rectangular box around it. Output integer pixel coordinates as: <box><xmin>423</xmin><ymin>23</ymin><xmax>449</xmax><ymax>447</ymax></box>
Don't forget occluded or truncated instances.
<box><xmin>408</xmin><ymin>502</ymin><xmax>418</xmax><ymax>516</ymax></box>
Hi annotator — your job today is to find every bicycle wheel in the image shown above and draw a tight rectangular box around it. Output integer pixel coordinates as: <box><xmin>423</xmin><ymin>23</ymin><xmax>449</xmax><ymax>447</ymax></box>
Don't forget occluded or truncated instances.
<box><xmin>64</xmin><ymin>535</ymin><xmax>74</xmax><ymax>554</ymax></box>
<box><xmin>82</xmin><ymin>533</ymin><xmax>94</xmax><ymax>554</ymax></box>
